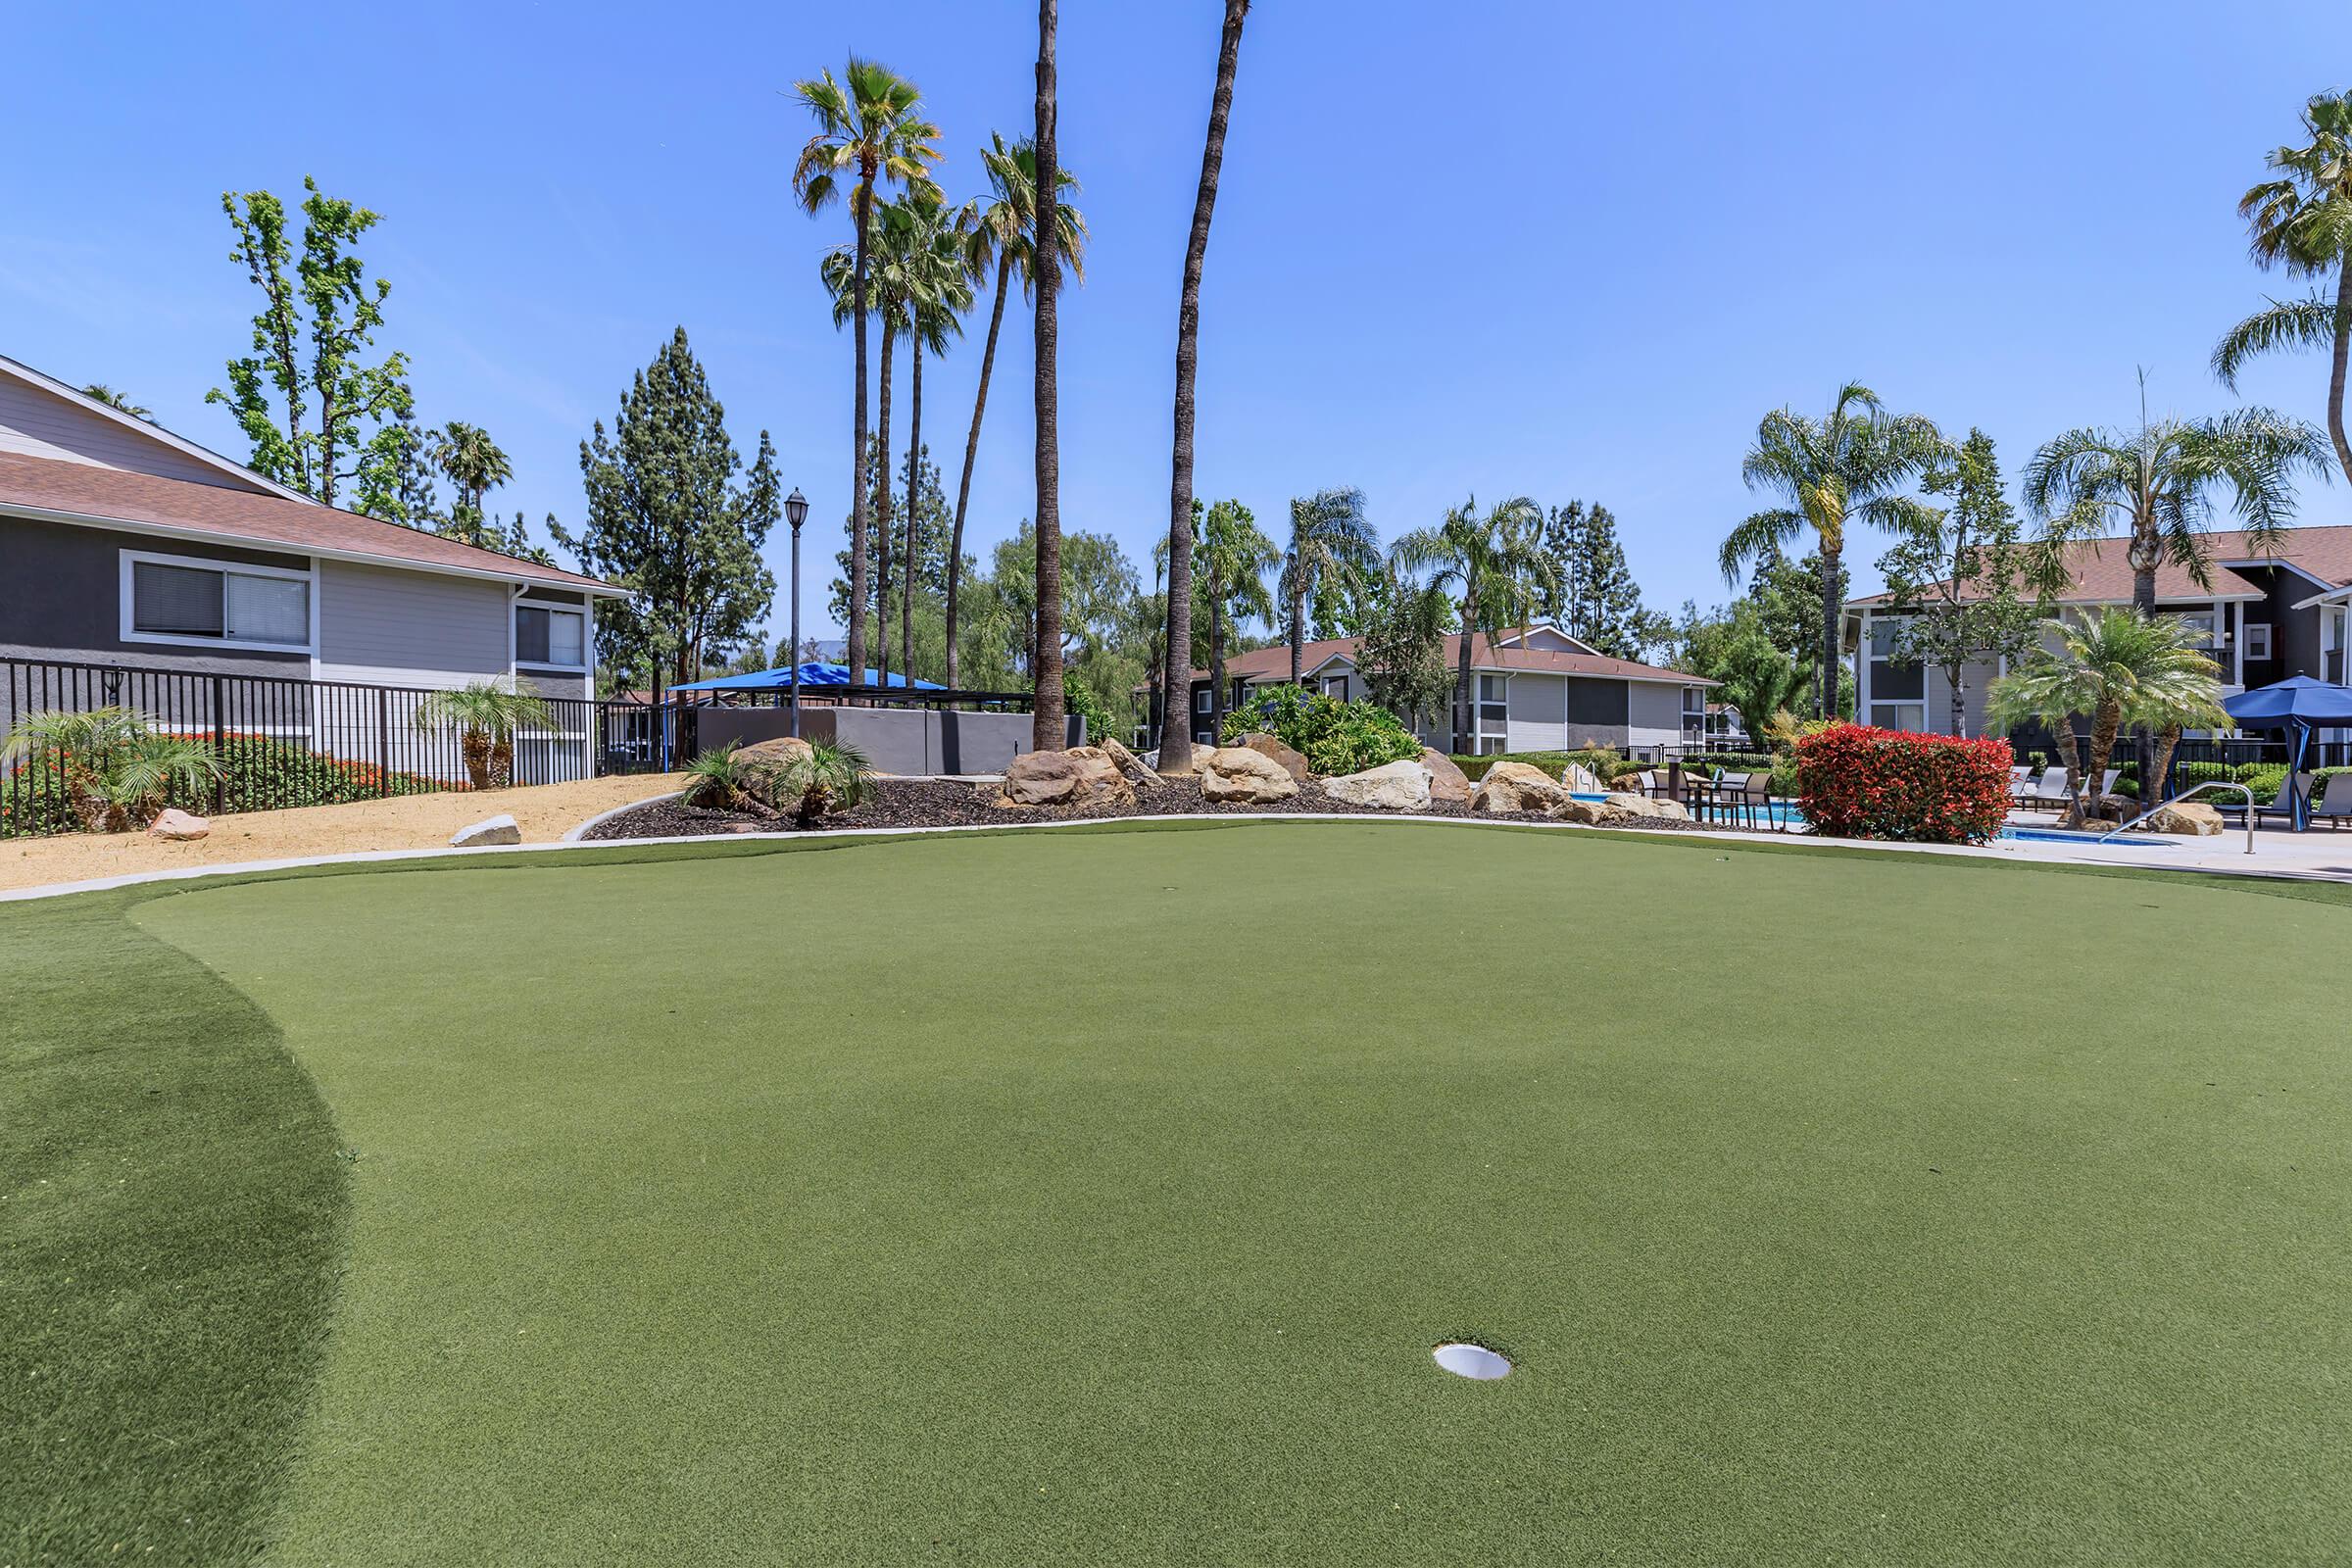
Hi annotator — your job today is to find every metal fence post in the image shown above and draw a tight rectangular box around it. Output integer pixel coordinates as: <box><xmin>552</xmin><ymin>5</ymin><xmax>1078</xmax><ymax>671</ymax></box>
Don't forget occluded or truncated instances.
<box><xmin>209</xmin><ymin>674</ymin><xmax>227</xmax><ymax>815</ymax></box>
<box><xmin>376</xmin><ymin>687</ymin><xmax>391</xmax><ymax>798</ymax></box>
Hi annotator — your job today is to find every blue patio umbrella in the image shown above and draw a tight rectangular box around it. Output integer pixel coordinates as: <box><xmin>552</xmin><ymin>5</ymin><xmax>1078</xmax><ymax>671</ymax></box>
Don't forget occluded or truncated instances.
<box><xmin>2220</xmin><ymin>675</ymin><xmax>2352</xmax><ymax>829</ymax></box>
<box><xmin>669</xmin><ymin>662</ymin><xmax>945</xmax><ymax>692</ymax></box>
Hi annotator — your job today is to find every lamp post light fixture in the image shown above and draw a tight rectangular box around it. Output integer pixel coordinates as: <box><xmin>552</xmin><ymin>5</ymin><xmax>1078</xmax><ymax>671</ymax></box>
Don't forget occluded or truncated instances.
<box><xmin>784</xmin><ymin>487</ymin><xmax>809</xmax><ymax>736</ymax></box>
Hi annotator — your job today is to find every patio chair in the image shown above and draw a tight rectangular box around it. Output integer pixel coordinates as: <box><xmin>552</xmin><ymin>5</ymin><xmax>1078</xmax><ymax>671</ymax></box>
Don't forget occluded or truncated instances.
<box><xmin>2024</xmin><ymin>766</ymin><xmax>2071</xmax><ymax>812</ymax></box>
<box><xmin>2310</xmin><ymin>773</ymin><xmax>2352</xmax><ymax>830</ymax></box>
<box><xmin>2255</xmin><ymin>770</ymin><xmax>2317</xmax><ymax>828</ymax></box>
<box><xmin>1720</xmin><ymin>769</ymin><xmax>1773</xmax><ymax>830</ymax></box>
<box><xmin>1699</xmin><ymin>770</ymin><xmax>1750</xmax><ymax>827</ymax></box>
<box><xmin>2007</xmin><ymin>764</ymin><xmax>2035</xmax><ymax>803</ymax></box>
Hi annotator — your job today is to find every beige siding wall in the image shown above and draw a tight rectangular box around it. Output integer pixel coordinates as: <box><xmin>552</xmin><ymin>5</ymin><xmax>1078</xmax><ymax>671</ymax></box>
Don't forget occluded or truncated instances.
<box><xmin>1628</xmin><ymin>681</ymin><xmax>1687</xmax><ymax>747</ymax></box>
<box><xmin>316</xmin><ymin>562</ymin><xmax>511</xmax><ymax>687</ymax></box>
<box><xmin>0</xmin><ymin>376</ymin><xmax>267</xmax><ymax>489</ymax></box>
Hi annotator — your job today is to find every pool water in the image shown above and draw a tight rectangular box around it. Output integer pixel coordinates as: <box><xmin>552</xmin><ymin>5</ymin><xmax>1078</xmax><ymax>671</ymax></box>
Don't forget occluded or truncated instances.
<box><xmin>1568</xmin><ymin>793</ymin><xmax>2174</xmax><ymax>848</ymax></box>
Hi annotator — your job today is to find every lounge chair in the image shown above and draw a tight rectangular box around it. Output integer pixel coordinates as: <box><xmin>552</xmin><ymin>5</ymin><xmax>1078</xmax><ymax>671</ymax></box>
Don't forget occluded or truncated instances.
<box><xmin>2259</xmin><ymin>770</ymin><xmax>2318</xmax><ymax>827</ymax></box>
<box><xmin>2024</xmin><ymin>766</ymin><xmax>2072</xmax><ymax>812</ymax></box>
<box><xmin>2310</xmin><ymin>773</ymin><xmax>2352</xmax><ymax>830</ymax></box>
<box><xmin>2008</xmin><ymin>765</ymin><xmax>2035</xmax><ymax>803</ymax></box>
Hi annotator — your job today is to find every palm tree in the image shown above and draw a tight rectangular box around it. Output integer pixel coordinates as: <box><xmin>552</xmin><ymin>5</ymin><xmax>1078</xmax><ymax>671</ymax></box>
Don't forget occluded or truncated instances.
<box><xmin>412</xmin><ymin>678</ymin><xmax>555</xmax><ymax>791</ymax></box>
<box><xmin>1281</xmin><ymin>486</ymin><xmax>1377</xmax><ymax>683</ymax></box>
<box><xmin>429</xmin><ymin>420</ymin><xmax>513</xmax><ymax>522</ymax></box>
<box><xmin>1391</xmin><ymin>495</ymin><xmax>1557</xmax><ymax>753</ymax></box>
<box><xmin>1031</xmin><ymin>0</ymin><xmax>1067</xmax><ymax>752</ymax></box>
<box><xmin>1154</xmin><ymin>0</ymin><xmax>1251</xmax><ymax>772</ymax></box>
<box><xmin>1722</xmin><ymin>383</ymin><xmax>1944</xmax><ymax>719</ymax></box>
<box><xmin>2024</xmin><ymin>376</ymin><xmax>2329</xmax><ymax>616</ymax></box>
<box><xmin>2130</xmin><ymin>664</ymin><xmax>2234</xmax><ymax>811</ymax></box>
<box><xmin>946</xmin><ymin>134</ymin><xmax>1086</xmax><ymax>689</ymax></box>
<box><xmin>897</xmin><ymin>192</ymin><xmax>975</xmax><ymax>688</ymax></box>
<box><xmin>2214</xmin><ymin>91</ymin><xmax>2352</xmax><ymax>487</ymax></box>
<box><xmin>793</xmin><ymin>58</ymin><xmax>941</xmax><ymax>699</ymax></box>
<box><xmin>82</xmin><ymin>384</ymin><xmax>152</xmax><ymax>421</ymax></box>
<box><xmin>1986</xmin><ymin>611</ymin><xmax>2222</xmax><ymax>826</ymax></box>
<box><xmin>1195</xmin><ymin>500</ymin><xmax>1280</xmax><ymax>736</ymax></box>
<box><xmin>3</xmin><ymin>706</ymin><xmax>220</xmax><ymax>832</ymax></box>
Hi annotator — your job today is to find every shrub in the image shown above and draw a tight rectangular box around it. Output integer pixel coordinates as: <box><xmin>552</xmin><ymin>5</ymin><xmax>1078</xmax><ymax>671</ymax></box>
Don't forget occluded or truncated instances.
<box><xmin>1795</xmin><ymin>724</ymin><xmax>2014</xmax><ymax>844</ymax></box>
<box><xmin>2</xmin><ymin>707</ymin><xmax>224</xmax><ymax>833</ymax></box>
<box><xmin>1220</xmin><ymin>686</ymin><xmax>1421</xmax><ymax>776</ymax></box>
<box><xmin>1681</xmin><ymin>751</ymin><xmax>1776</xmax><ymax>772</ymax></box>
<box><xmin>2</xmin><ymin>728</ymin><xmax>445</xmax><ymax>840</ymax></box>
<box><xmin>1450</xmin><ymin>748</ymin><xmax>1640</xmax><ymax>784</ymax></box>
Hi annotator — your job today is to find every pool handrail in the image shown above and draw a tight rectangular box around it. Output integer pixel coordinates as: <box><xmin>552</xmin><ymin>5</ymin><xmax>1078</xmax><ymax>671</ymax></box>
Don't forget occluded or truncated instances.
<box><xmin>2097</xmin><ymin>780</ymin><xmax>2256</xmax><ymax>855</ymax></box>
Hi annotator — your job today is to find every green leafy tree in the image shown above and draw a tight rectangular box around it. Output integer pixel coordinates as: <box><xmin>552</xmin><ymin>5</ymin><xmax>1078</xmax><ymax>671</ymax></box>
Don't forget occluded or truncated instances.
<box><xmin>385</xmin><ymin>396</ymin><xmax>442</xmax><ymax>527</ymax></box>
<box><xmin>2214</xmin><ymin>90</ymin><xmax>2352</xmax><ymax>487</ymax></box>
<box><xmin>1199</xmin><ymin>500</ymin><xmax>1280</xmax><ymax>735</ymax></box>
<box><xmin>830</xmin><ymin>437</ymin><xmax>953</xmax><ymax>656</ymax></box>
<box><xmin>1391</xmin><ymin>495</ymin><xmax>1558</xmax><ymax>752</ymax></box>
<box><xmin>1986</xmin><ymin>610</ymin><xmax>2223</xmax><ymax>826</ymax></box>
<box><xmin>947</xmin><ymin>132</ymin><xmax>1086</xmax><ymax>688</ymax></box>
<box><xmin>1356</xmin><ymin>566</ymin><xmax>1455</xmax><ymax>732</ymax></box>
<box><xmin>208</xmin><ymin>178</ymin><xmax>413</xmax><ymax>514</ymax></box>
<box><xmin>1539</xmin><ymin>501</ymin><xmax>1664</xmax><ymax>659</ymax></box>
<box><xmin>1280</xmin><ymin>486</ymin><xmax>1377</xmax><ymax>683</ymax></box>
<box><xmin>1722</xmin><ymin>382</ymin><xmax>1943</xmax><ymax>720</ymax></box>
<box><xmin>793</xmin><ymin>57</ymin><xmax>942</xmax><ymax>698</ymax></box>
<box><xmin>555</xmin><ymin>328</ymin><xmax>779</xmax><ymax>686</ymax></box>
<box><xmin>82</xmin><ymin>384</ymin><xmax>152</xmax><ymax>421</ymax></box>
<box><xmin>1155</xmin><ymin>0</ymin><xmax>1252</xmax><ymax>771</ymax></box>
<box><xmin>2026</xmin><ymin>373</ymin><xmax>2329</xmax><ymax>615</ymax></box>
<box><xmin>1875</xmin><ymin>429</ymin><xmax>2052</xmax><ymax>735</ymax></box>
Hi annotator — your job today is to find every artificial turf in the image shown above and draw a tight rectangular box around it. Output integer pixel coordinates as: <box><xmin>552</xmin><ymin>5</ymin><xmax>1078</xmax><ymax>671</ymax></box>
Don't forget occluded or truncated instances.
<box><xmin>9</xmin><ymin>821</ymin><xmax>2352</xmax><ymax>1563</ymax></box>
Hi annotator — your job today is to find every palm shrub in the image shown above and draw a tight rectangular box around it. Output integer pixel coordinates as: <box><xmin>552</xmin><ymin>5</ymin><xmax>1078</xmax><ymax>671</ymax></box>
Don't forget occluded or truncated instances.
<box><xmin>411</xmin><ymin>678</ymin><xmax>555</xmax><ymax>790</ymax></box>
<box><xmin>1986</xmin><ymin>611</ymin><xmax>2223</xmax><ymax>825</ymax></box>
<box><xmin>680</xmin><ymin>744</ymin><xmax>761</xmax><ymax>814</ymax></box>
<box><xmin>2</xmin><ymin>707</ymin><xmax>223</xmax><ymax>832</ymax></box>
<box><xmin>769</xmin><ymin>740</ymin><xmax>871</xmax><ymax>827</ymax></box>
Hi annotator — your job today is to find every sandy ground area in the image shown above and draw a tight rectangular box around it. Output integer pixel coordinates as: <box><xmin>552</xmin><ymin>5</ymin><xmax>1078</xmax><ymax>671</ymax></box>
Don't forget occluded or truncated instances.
<box><xmin>0</xmin><ymin>774</ymin><xmax>687</xmax><ymax>893</ymax></box>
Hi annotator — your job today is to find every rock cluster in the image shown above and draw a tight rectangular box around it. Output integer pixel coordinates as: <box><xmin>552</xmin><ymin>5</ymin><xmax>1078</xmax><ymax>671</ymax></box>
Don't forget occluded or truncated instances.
<box><xmin>1321</xmin><ymin>760</ymin><xmax>1431</xmax><ymax>810</ymax></box>
<box><xmin>999</xmin><ymin>747</ymin><xmax>1136</xmax><ymax>808</ymax></box>
<box><xmin>1200</xmin><ymin>746</ymin><xmax>1299</xmax><ymax>804</ymax></box>
<box><xmin>1470</xmin><ymin>760</ymin><xmax>1568</xmax><ymax>815</ymax></box>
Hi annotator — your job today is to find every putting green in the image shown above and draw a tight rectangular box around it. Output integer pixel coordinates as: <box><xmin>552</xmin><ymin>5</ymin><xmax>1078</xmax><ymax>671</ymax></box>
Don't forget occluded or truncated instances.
<box><xmin>15</xmin><ymin>823</ymin><xmax>2352</xmax><ymax>1563</ymax></box>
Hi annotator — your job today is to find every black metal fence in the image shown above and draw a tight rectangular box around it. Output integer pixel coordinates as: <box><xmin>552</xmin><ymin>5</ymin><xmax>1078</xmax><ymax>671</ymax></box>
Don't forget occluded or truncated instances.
<box><xmin>2</xmin><ymin>655</ymin><xmax>1045</xmax><ymax>836</ymax></box>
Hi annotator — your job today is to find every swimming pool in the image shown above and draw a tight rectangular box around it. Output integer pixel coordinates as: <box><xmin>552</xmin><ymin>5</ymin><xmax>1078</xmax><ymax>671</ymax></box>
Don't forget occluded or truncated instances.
<box><xmin>1569</xmin><ymin>794</ymin><xmax>2175</xmax><ymax>848</ymax></box>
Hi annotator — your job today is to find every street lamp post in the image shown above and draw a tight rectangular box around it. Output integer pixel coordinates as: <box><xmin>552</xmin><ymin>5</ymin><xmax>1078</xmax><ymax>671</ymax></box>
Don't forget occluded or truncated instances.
<box><xmin>784</xmin><ymin>487</ymin><xmax>809</xmax><ymax>737</ymax></box>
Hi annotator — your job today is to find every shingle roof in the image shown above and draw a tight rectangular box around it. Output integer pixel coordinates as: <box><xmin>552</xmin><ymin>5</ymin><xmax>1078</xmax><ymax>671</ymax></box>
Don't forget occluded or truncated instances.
<box><xmin>0</xmin><ymin>450</ymin><xmax>616</xmax><ymax>593</ymax></box>
<box><xmin>1845</xmin><ymin>526</ymin><xmax>2352</xmax><ymax>609</ymax></box>
<box><xmin>1173</xmin><ymin>632</ymin><xmax>1715</xmax><ymax>686</ymax></box>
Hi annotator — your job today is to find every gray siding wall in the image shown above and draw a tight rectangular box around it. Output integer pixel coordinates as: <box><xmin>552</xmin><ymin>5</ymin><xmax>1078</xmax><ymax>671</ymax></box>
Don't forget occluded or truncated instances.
<box><xmin>1627</xmin><ymin>681</ymin><xmax>1686</xmax><ymax>746</ymax></box>
<box><xmin>696</xmin><ymin>706</ymin><xmax>1082</xmax><ymax>775</ymax></box>
<box><xmin>316</xmin><ymin>562</ymin><xmax>511</xmax><ymax>688</ymax></box>
<box><xmin>0</xmin><ymin>513</ymin><xmax>310</xmax><ymax>670</ymax></box>
<box><xmin>0</xmin><ymin>377</ymin><xmax>266</xmax><ymax>489</ymax></box>
<box><xmin>1923</xmin><ymin>660</ymin><xmax>2000</xmax><ymax>736</ymax></box>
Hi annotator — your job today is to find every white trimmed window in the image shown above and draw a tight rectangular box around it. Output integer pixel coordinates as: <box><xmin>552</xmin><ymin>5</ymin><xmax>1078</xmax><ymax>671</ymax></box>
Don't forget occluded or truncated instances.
<box><xmin>1195</xmin><ymin>688</ymin><xmax>1211</xmax><ymax>714</ymax></box>
<box><xmin>122</xmin><ymin>550</ymin><xmax>312</xmax><ymax>652</ymax></box>
<box><xmin>1869</xmin><ymin>703</ymin><xmax>1927</xmax><ymax>733</ymax></box>
<box><xmin>515</xmin><ymin>603</ymin><xmax>587</xmax><ymax>668</ymax></box>
<box><xmin>2244</xmin><ymin>621</ymin><xmax>2273</xmax><ymax>662</ymax></box>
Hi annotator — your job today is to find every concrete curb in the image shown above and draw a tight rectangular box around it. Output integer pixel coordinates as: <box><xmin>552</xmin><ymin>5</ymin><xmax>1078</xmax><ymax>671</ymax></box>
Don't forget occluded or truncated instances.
<box><xmin>2</xmin><ymin>806</ymin><xmax>2342</xmax><ymax>905</ymax></box>
<box><xmin>563</xmin><ymin>791</ymin><xmax>684</xmax><ymax>843</ymax></box>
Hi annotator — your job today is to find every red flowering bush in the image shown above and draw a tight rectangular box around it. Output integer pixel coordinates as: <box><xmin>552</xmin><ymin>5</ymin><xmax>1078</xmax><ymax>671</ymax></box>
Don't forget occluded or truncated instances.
<box><xmin>1795</xmin><ymin>724</ymin><xmax>2014</xmax><ymax>844</ymax></box>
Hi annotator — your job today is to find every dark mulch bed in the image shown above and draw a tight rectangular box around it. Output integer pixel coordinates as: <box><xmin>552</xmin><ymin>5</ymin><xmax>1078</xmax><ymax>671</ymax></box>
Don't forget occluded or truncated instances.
<box><xmin>582</xmin><ymin>775</ymin><xmax>1715</xmax><ymax>841</ymax></box>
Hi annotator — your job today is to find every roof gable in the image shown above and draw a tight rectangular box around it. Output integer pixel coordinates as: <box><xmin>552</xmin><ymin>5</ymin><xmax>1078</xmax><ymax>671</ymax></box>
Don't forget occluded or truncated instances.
<box><xmin>0</xmin><ymin>355</ymin><xmax>309</xmax><ymax>500</ymax></box>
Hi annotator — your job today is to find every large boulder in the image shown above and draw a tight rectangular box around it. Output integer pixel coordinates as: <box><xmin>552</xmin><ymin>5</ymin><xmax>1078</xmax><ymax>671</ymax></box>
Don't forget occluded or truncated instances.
<box><xmin>146</xmin><ymin>808</ymin><xmax>211</xmax><ymax>841</ymax></box>
<box><xmin>2147</xmin><ymin>801</ymin><xmax>2225</xmax><ymax>837</ymax></box>
<box><xmin>1471</xmin><ymin>760</ymin><xmax>1568</xmax><ymax>815</ymax></box>
<box><xmin>1321</xmin><ymin>760</ymin><xmax>1431</xmax><ymax>811</ymax></box>
<box><xmin>450</xmin><ymin>813</ymin><xmax>522</xmax><ymax>847</ymax></box>
<box><xmin>1236</xmin><ymin>731</ymin><xmax>1310</xmax><ymax>781</ymax></box>
<box><xmin>731</xmin><ymin>736</ymin><xmax>815</xmax><ymax>806</ymax></box>
<box><xmin>1095</xmin><ymin>735</ymin><xmax>1158</xmax><ymax>790</ymax></box>
<box><xmin>1419</xmin><ymin>748</ymin><xmax>1472</xmax><ymax>805</ymax></box>
<box><xmin>1001</xmin><ymin>748</ymin><xmax>1134</xmax><ymax>808</ymax></box>
<box><xmin>1552</xmin><ymin>791</ymin><xmax>1690</xmax><ymax>827</ymax></box>
<box><xmin>1200</xmin><ymin>746</ymin><xmax>1300</xmax><ymax>804</ymax></box>
<box><xmin>1602</xmin><ymin>791</ymin><xmax>1690</xmax><ymax>821</ymax></box>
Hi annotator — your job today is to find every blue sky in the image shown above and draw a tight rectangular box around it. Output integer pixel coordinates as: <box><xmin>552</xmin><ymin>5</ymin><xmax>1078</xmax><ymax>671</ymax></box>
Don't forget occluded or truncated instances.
<box><xmin>10</xmin><ymin>3</ymin><xmax>2352</xmax><ymax>644</ymax></box>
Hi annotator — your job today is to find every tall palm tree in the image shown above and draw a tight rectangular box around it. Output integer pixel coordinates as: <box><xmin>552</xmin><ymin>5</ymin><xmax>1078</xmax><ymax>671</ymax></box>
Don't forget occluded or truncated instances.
<box><xmin>1722</xmin><ymin>383</ymin><xmax>1944</xmax><ymax>720</ymax></box>
<box><xmin>793</xmin><ymin>58</ymin><xmax>941</xmax><ymax>697</ymax></box>
<box><xmin>2214</xmin><ymin>91</ymin><xmax>2352</xmax><ymax>487</ymax></box>
<box><xmin>1281</xmin><ymin>486</ymin><xmax>1377</xmax><ymax>683</ymax></box>
<box><xmin>821</xmin><ymin>208</ymin><xmax>920</xmax><ymax>682</ymax></box>
<box><xmin>1986</xmin><ymin>610</ymin><xmax>2222</xmax><ymax>826</ymax></box>
<box><xmin>1391</xmin><ymin>495</ymin><xmax>1556</xmax><ymax>753</ymax></box>
<box><xmin>82</xmin><ymin>384</ymin><xmax>152</xmax><ymax>421</ymax></box>
<box><xmin>2024</xmin><ymin>376</ymin><xmax>2329</xmax><ymax>616</ymax></box>
<box><xmin>1154</xmin><ymin>0</ymin><xmax>1251</xmax><ymax>772</ymax></box>
<box><xmin>897</xmin><ymin>192</ymin><xmax>975</xmax><ymax>687</ymax></box>
<box><xmin>1031</xmin><ymin>0</ymin><xmax>1066</xmax><ymax>751</ymax></box>
<box><xmin>946</xmin><ymin>134</ymin><xmax>1085</xmax><ymax>689</ymax></box>
<box><xmin>1195</xmin><ymin>500</ymin><xmax>1280</xmax><ymax>736</ymax></box>
<box><xmin>429</xmin><ymin>420</ymin><xmax>513</xmax><ymax>521</ymax></box>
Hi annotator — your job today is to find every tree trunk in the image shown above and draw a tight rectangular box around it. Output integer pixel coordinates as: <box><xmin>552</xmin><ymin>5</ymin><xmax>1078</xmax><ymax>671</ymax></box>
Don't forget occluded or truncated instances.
<box><xmin>905</xmin><ymin>330</ymin><xmax>920</xmax><ymax>689</ymax></box>
<box><xmin>1209</xmin><ymin>593</ymin><xmax>1227</xmax><ymax>740</ymax></box>
<box><xmin>1031</xmin><ymin>0</ymin><xmax>1066</xmax><ymax>752</ymax></box>
<box><xmin>2150</xmin><ymin>724</ymin><xmax>2182</xmax><ymax>808</ymax></box>
<box><xmin>1455</xmin><ymin>590</ymin><xmax>1476</xmax><ymax>755</ymax></box>
<box><xmin>2329</xmin><ymin>252</ymin><xmax>2352</xmax><ymax>488</ymax></box>
<box><xmin>1289</xmin><ymin>576</ymin><xmax>1305</xmax><ymax>685</ymax></box>
<box><xmin>1816</xmin><ymin>541</ymin><xmax>1843</xmax><ymax>721</ymax></box>
<box><xmin>1155</xmin><ymin>0</ymin><xmax>1250</xmax><ymax>772</ymax></box>
<box><xmin>1947</xmin><ymin>667</ymin><xmax>1965</xmax><ymax>737</ymax></box>
<box><xmin>946</xmin><ymin>254</ymin><xmax>1012</xmax><ymax>690</ymax></box>
<box><xmin>875</xmin><ymin>323</ymin><xmax>896</xmax><ymax>689</ymax></box>
<box><xmin>847</xmin><ymin>174</ymin><xmax>874</xmax><ymax>701</ymax></box>
<box><xmin>2075</xmin><ymin>700</ymin><xmax>2122</xmax><ymax>828</ymax></box>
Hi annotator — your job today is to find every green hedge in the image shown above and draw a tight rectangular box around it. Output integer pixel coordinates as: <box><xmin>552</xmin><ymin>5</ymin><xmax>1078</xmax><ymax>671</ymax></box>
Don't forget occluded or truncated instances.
<box><xmin>1450</xmin><ymin>749</ymin><xmax>1642</xmax><ymax>785</ymax></box>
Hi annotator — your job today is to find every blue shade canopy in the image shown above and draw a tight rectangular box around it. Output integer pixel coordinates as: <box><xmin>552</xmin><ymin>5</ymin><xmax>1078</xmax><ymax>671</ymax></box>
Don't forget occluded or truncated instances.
<box><xmin>2220</xmin><ymin>675</ymin><xmax>2352</xmax><ymax>727</ymax></box>
<box><xmin>669</xmin><ymin>662</ymin><xmax>944</xmax><ymax>692</ymax></box>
